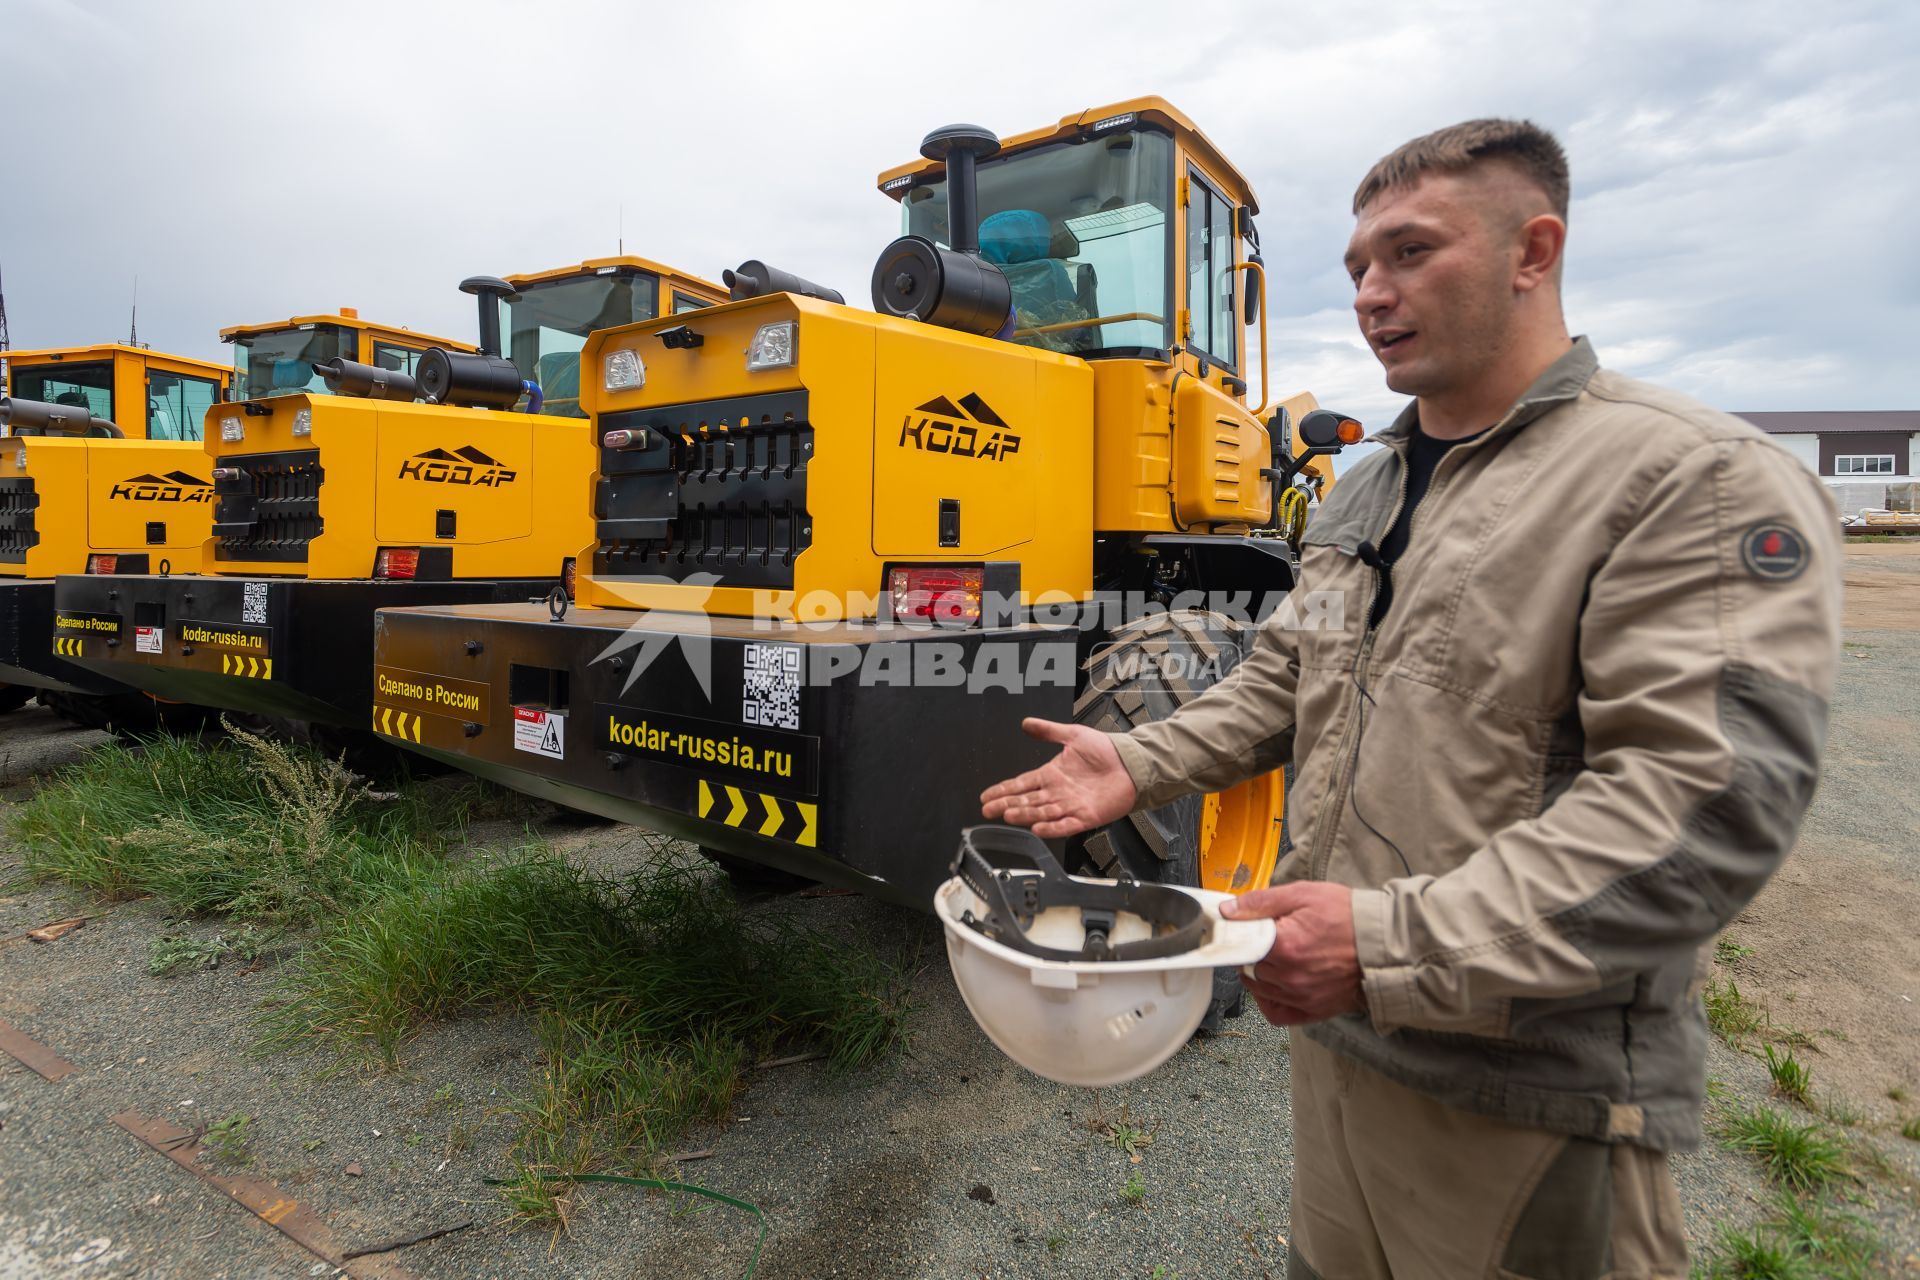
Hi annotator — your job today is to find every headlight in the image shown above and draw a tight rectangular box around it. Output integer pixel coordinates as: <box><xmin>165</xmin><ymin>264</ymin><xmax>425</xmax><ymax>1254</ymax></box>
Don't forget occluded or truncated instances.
<box><xmin>220</xmin><ymin>415</ymin><xmax>244</xmax><ymax>443</ymax></box>
<box><xmin>746</xmin><ymin>321</ymin><xmax>797</xmax><ymax>371</ymax></box>
<box><xmin>603</xmin><ymin>348</ymin><xmax>645</xmax><ymax>393</ymax></box>
<box><xmin>291</xmin><ymin>407</ymin><xmax>312</xmax><ymax>437</ymax></box>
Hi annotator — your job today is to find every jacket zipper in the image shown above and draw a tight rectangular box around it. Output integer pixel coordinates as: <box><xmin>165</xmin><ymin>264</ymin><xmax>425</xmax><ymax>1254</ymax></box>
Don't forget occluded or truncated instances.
<box><xmin>1305</xmin><ymin>446</ymin><xmax>1408</xmax><ymax>882</ymax></box>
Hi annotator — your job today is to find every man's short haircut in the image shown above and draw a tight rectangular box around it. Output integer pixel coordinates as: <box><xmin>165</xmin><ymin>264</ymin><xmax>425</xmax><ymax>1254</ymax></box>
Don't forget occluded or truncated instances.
<box><xmin>1353</xmin><ymin>119</ymin><xmax>1569</xmax><ymax>220</ymax></box>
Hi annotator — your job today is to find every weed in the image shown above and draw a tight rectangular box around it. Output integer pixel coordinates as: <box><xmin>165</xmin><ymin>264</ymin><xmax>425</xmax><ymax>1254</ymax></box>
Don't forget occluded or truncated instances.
<box><xmin>1087</xmin><ymin>1100</ymin><xmax>1158</xmax><ymax>1157</ymax></box>
<box><xmin>148</xmin><ymin>923</ymin><xmax>279</xmax><ymax>977</ymax></box>
<box><xmin>496</xmin><ymin>1158</ymin><xmax>579</xmax><ymax>1236</ymax></box>
<box><xmin>1887</xmin><ymin>1086</ymin><xmax>1909</xmax><ymax>1104</ymax></box>
<box><xmin>1699</xmin><ymin>1220</ymin><xmax>1814</xmax><ymax>1280</ymax></box>
<box><xmin>1045</xmin><ymin>1232</ymin><xmax>1068</xmax><ymax>1254</ymax></box>
<box><xmin>302</xmin><ymin>1137</ymin><xmax>324</xmax><ymax>1153</ymax></box>
<box><xmin>1716</xmin><ymin>937</ymin><xmax>1754</xmax><ymax>964</ymax></box>
<box><xmin>1771</xmin><ymin>1193</ymin><xmax>1879</xmax><ymax>1277</ymax></box>
<box><xmin>13</xmin><ymin>731</ymin><xmax>454</xmax><ymax>928</ymax></box>
<box><xmin>204</xmin><ymin>1114</ymin><xmax>253</xmax><ymax>1166</ymax></box>
<box><xmin>1818</xmin><ymin>1094</ymin><xmax>1866</xmax><ymax>1127</ymax></box>
<box><xmin>1705</xmin><ymin>978</ymin><xmax>1768</xmax><ymax>1047</ymax></box>
<box><xmin>1764</xmin><ymin>1046</ymin><xmax>1812</xmax><ymax>1105</ymax></box>
<box><xmin>1715</xmin><ymin>1106</ymin><xmax>1857</xmax><ymax>1193</ymax></box>
<box><xmin>404</xmin><ymin>1133</ymin><xmax>423</xmax><ymax>1149</ymax></box>
<box><xmin>431</xmin><ymin>1083</ymin><xmax>460</xmax><ymax>1109</ymax></box>
<box><xmin>1148</xmin><ymin>1266</ymin><xmax>1177</xmax><ymax>1279</ymax></box>
<box><xmin>1901</xmin><ymin>1117</ymin><xmax>1920</xmax><ymax>1143</ymax></box>
<box><xmin>1121</xmin><ymin>1169</ymin><xmax>1147</xmax><ymax>1205</ymax></box>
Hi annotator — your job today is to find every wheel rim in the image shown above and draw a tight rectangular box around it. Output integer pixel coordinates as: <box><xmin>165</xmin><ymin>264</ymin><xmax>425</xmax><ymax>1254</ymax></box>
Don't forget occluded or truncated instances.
<box><xmin>1198</xmin><ymin>769</ymin><xmax>1285</xmax><ymax>894</ymax></box>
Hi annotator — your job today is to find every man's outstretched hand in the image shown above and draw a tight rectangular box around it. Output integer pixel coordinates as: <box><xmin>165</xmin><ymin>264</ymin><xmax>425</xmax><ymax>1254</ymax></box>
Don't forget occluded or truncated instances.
<box><xmin>1222</xmin><ymin>882</ymin><xmax>1366</xmax><ymax>1025</ymax></box>
<box><xmin>979</xmin><ymin>718</ymin><xmax>1137</xmax><ymax>839</ymax></box>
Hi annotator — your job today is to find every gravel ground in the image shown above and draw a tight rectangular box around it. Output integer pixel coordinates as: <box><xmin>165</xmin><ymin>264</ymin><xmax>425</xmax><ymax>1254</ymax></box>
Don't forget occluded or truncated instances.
<box><xmin>1</xmin><ymin>542</ymin><xmax>1917</xmax><ymax>1278</ymax></box>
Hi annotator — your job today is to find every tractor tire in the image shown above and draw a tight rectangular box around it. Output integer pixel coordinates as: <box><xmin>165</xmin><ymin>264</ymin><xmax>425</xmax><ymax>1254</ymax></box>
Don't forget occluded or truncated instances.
<box><xmin>38</xmin><ymin>689</ymin><xmax>171</xmax><ymax>737</ymax></box>
<box><xmin>698</xmin><ymin>845</ymin><xmax>814</xmax><ymax>896</ymax></box>
<box><xmin>1069</xmin><ymin>609</ymin><xmax>1256</xmax><ymax>1032</ymax></box>
<box><xmin>0</xmin><ymin>684</ymin><xmax>35</xmax><ymax>715</ymax></box>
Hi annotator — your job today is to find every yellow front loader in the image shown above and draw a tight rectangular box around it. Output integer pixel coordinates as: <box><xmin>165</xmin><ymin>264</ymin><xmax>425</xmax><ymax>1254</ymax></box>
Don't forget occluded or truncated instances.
<box><xmin>366</xmin><ymin>97</ymin><xmax>1358</xmax><ymax>1006</ymax></box>
<box><xmin>2</xmin><ymin>315</ymin><xmax>465</xmax><ymax>728</ymax></box>
<box><xmin>55</xmin><ymin>260</ymin><xmax>726</xmax><ymax>739</ymax></box>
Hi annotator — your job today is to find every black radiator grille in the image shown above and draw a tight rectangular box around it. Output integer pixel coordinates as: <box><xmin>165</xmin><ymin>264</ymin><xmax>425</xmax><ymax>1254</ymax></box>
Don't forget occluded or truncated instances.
<box><xmin>593</xmin><ymin>390</ymin><xmax>813</xmax><ymax>589</ymax></box>
<box><xmin>212</xmin><ymin>448</ymin><xmax>324</xmax><ymax>564</ymax></box>
<box><xmin>0</xmin><ymin>478</ymin><xmax>39</xmax><ymax>564</ymax></box>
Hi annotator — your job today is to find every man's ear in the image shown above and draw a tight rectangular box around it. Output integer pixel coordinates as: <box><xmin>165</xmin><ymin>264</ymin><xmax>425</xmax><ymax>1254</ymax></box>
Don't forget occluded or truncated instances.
<box><xmin>1514</xmin><ymin>213</ymin><xmax>1567</xmax><ymax>293</ymax></box>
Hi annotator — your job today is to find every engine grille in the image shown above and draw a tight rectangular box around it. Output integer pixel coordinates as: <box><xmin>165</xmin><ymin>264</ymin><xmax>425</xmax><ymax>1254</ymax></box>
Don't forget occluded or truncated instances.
<box><xmin>212</xmin><ymin>449</ymin><xmax>324</xmax><ymax>564</ymax></box>
<box><xmin>593</xmin><ymin>390</ymin><xmax>813</xmax><ymax>589</ymax></box>
<box><xmin>0</xmin><ymin>478</ymin><xmax>39</xmax><ymax>564</ymax></box>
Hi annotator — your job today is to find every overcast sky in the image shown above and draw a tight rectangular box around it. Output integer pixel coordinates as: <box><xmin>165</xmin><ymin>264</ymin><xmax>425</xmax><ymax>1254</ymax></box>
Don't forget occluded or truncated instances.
<box><xmin>4</xmin><ymin>0</ymin><xmax>1915</xmax><ymax>429</ymax></box>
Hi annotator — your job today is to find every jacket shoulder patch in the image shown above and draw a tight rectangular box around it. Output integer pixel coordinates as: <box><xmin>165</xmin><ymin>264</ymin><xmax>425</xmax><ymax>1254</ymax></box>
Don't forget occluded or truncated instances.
<box><xmin>1740</xmin><ymin>522</ymin><xmax>1808</xmax><ymax>582</ymax></box>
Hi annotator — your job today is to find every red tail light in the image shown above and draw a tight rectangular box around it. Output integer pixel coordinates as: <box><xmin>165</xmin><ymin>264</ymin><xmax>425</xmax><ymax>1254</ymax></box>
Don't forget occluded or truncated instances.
<box><xmin>561</xmin><ymin>556</ymin><xmax>577</xmax><ymax>601</ymax></box>
<box><xmin>888</xmin><ymin>565</ymin><xmax>984</xmax><ymax>626</ymax></box>
<box><xmin>86</xmin><ymin>554</ymin><xmax>119</xmax><ymax>575</ymax></box>
<box><xmin>374</xmin><ymin>547</ymin><xmax>420</xmax><ymax>580</ymax></box>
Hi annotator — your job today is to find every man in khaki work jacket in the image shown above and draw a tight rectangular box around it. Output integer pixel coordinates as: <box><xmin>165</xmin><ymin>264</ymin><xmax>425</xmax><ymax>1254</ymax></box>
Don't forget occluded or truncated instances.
<box><xmin>981</xmin><ymin>118</ymin><xmax>1842</xmax><ymax>1278</ymax></box>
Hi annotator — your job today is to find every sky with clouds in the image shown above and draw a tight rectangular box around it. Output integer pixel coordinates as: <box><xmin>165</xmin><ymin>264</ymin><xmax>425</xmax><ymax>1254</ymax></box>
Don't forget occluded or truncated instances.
<box><xmin>3</xmin><ymin>0</ymin><xmax>1915</xmax><ymax>430</ymax></box>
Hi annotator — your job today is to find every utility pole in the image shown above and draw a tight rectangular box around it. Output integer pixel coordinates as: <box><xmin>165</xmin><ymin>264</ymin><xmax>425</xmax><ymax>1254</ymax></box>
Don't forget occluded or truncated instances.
<box><xmin>0</xmin><ymin>261</ymin><xmax>11</xmax><ymax>388</ymax></box>
<box><xmin>128</xmin><ymin>275</ymin><xmax>139</xmax><ymax>348</ymax></box>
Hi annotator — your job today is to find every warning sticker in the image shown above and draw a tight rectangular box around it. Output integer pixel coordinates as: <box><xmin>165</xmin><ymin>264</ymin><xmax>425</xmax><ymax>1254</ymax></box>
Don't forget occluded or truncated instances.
<box><xmin>135</xmin><ymin>626</ymin><xmax>163</xmax><ymax>655</ymax></box>
<box><xmin>513</xmin><ymin>707</ymin><xmax>566</xmax><ymax>760</ymax></box>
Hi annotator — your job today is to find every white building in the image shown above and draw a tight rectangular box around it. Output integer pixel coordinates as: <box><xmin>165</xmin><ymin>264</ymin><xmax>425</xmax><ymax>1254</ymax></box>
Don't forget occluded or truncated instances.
<box><xmin>1737</xmin><ymin>411</ymin><xmax>1920</xmax><ymax>514</ymax></box>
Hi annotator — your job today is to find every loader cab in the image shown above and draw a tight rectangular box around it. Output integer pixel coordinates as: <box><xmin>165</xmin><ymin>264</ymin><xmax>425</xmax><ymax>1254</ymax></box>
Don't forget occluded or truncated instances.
<box><xmin>220</xmin><ymin>311</ymin><xmax>471</xmax><ymax>404</ymax></box>
<box><xmin>492</xmin><ymin>258</ymin><xmax>729</xmax><ymax>418</ymax></box>
<box><xmin>2</xmin><ymin>345</ymin><xmax>232</xmax><ymax>441</ymax></box>
<box><xmin>880</xmin><ymin>98</ymin><xmax>1261</xmax><ymax>406</ymax></box>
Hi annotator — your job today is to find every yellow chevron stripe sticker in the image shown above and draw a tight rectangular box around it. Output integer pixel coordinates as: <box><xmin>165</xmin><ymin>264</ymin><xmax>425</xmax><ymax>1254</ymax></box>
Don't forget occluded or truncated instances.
<box><xmin>410</xmin><ymin>713</ymin><xmax>421</xmax><ymax>744</ymax></box>
<box><xmin>758</xmin><ymin>793</ymin><xmax>783</xmax><ymax>837</ymax></box>
<box><xmin>724</xmin><ymin>786</ymin><xmax>748</xmax><ymax>826</ymax></box>
<box><xmin>263</xmin><ymin>658</ymin><xmax>273</xmax><ymax>679</ymax></box>
<box><xmin>697</xmin><ymin>779</ymin><xmax>715</xmax><ymax>818</ymax></box>
<box><xmin>796</xmin><ymin>802</ymin><xmax>817</xmax><ymax>848</ymax></box>
<box><xmin>379</xmin><ymin>706</ymin><xmax>393</xmax><ymax>736</ymax></box>
<box><xmin>221</xmin><ymin>653</ymin><xmax>231</xmax><ymax>674</ymax></box>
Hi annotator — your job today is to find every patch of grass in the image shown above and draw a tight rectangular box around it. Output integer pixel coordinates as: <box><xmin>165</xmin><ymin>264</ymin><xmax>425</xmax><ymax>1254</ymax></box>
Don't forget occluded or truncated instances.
<box><xmin>12</xmin><ymin>731</ymin><xmax>456</xmax><ymax>928</ymax></box>
<box><xmin>1764</xmin><ymin>1046</ymin><xmax>1813</xmax><ymax>1105</ymax></box>
<box><xmin>1695</xmin><ymin>1193</ymin><xmax>1881</xmax><ymax>1280</ymax></box>
<box><xmin>204</xmin><ymin>1113</ymin><xmax>253</xmax><ymax>1166</ymax></box>
<box><xmin>1716</xmin><ymin>936</ymin><xmax>1755</xmax><ymax>964</ymax></box>
<box><xmin>1817</xmin><ymin>1094</ymin><xmax>1866</xmax><ymax>1127</ymax></box>
<box><xmin>260</xmin><ymin>843</ymin><xmax>912</xmax><ymax>1206</ymax></box>
<box><xmin>1706</xmin><ymin>978</ymin><xmax>1768</xmax><ymax>1047</ymax></box>
<box><xmin>1715</xmin><ymin>1105</ymin><xmax>1857</xmax><ymax>1194</ymax></box>
<box><xmin>1887</xmin><ymin>1086</ymin><xmax>1909</xmax><ymax>1104</ymax></box>
<box><xmin>1901</xmin><ymin>1117</ymin><xmax>1920</xmax><ymax>1143</ymax></box>
<box><xmin>1120</xmin><ymin>1169</ymin><xmax>1147</xmax><ymax>1205</ymax></box>
<box><xmin>1045</xmin><ymin>1232</ymin><xmax>1068</xmax><ymax>1254</ymax></box>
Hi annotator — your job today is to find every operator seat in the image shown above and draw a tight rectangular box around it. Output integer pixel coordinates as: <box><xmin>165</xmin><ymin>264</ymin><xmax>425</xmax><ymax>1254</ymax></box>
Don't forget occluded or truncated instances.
<box><xmin>979</xmin><ymin>210</ymin><xmax>1095</xmax><ymax>352</ymax></box>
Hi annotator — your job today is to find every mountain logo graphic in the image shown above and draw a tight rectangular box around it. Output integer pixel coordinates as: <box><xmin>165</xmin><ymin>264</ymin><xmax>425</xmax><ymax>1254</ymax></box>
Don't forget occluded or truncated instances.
<box><xmin>897</xmin><ymin>393</ymin><xmax>1021</xmax><ymax>462</ymax></box>
<box><xmin>108</xmin><ymin>471</ymin><xmax>216</xmax><ymax>503</ymax></box>
<box><xmin>397</xmin><ymin>445</ymin><xmax>517</xmax><ymax>487</ymax></box>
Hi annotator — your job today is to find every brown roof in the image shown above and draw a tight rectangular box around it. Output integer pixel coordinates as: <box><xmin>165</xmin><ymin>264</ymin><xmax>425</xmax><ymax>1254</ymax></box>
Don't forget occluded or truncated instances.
<box><xmin>1735</xmin><ymin>411</ymin><xmax>1920</xmax><ymax>436</ymax></box>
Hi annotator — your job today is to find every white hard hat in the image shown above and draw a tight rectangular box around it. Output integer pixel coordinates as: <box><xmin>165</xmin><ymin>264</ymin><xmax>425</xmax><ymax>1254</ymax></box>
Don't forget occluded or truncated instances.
<box><xmin>934</xmin><ymin>826</ymin><xmax>1276</xmax><ymax>1087</ymax></box>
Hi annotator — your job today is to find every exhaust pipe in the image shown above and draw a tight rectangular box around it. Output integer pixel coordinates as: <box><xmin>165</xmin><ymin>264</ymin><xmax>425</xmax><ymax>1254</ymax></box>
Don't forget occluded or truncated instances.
<box><xmin>311</xmin><ymin>358</ymin><xmax>419</xmax><ymax>401</ymax></box>
<box><xmin>722</xmin><ymin>261</ymin><xmax>845</xmax><ymax>305</ymax></box>
<box><xmin>459</xmin><ymin>275</ymin><xmax>515</xmax><ymax>358</ymax></box>
<box><xmin>0</xmin><ymin>396</ymin><xmax>125</xmax><ymax>438</ymax></box>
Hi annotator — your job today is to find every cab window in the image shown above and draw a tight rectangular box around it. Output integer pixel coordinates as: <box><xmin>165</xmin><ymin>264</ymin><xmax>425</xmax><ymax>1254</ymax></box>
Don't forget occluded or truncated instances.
<box><xmin>672</xmin><ymin>292</ymin><xmax>713</xmax><ymax>315</ymax></box>
<box><xmin>10</xmin><ymin>361</ymin><xmax>115</xmax><ymax>422</ymax></box>
<box><xmin>146</xmin><ymin>371</ymin><xmax>219</xmax><ymax>441</ymax></box>
<box><xmin>1185</xmin><ymin>168</ymin><xmax>1238</xmax><ymax>371</ymax></box>
<box><xmin>371</xmin><ymin>341</ymin><xmax>425</xmax><ymax>378</ymax></box>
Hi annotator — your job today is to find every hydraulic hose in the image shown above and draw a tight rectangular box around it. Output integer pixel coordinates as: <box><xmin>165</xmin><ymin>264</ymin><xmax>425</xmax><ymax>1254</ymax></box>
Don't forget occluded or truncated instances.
<box><xmin>521</xmin><ymin>380</ymin><xmax>544</xmax><ymax>414</ymax></box>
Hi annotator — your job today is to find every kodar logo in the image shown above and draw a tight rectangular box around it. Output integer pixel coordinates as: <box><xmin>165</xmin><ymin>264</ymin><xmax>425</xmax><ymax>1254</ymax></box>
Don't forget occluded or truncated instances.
<box><xmin>898</xmin><ymin>393</ymin><xmax>1021</xmax><ymax>462</ymax></box>
<box><xmin>109</xmin><ymin>471</ymin><xmax>215</xmax><ymax>503</ymax></box>
<box><xmin>397</xmin><ymin>446</ymin><xmax>517</xmax><ymax>487</ymax></box>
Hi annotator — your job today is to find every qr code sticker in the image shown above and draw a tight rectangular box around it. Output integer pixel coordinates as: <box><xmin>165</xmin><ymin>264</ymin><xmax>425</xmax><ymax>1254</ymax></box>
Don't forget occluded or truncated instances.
<box><xmin>742</xmin><ymin>643</ymin><xmax>801</xmax><ymax>730</ymax></box>
<box><xmin>242</xmin><ymin>582</ymin><xmax>269</xmax><ymax>626</ymax></box>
